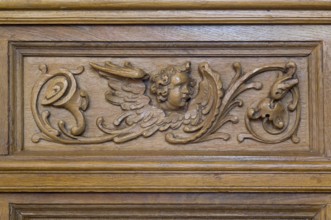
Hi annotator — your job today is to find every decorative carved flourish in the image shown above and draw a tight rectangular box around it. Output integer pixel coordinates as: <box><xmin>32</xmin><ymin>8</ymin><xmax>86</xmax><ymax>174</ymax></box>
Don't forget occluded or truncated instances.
<box><xmin>237</xmin><ymin>62</ymin><xmax>301</xmax><ymax>144</ymax></box>
<box><xmin>31</xmin><ymin>64</ymin><xmax>116</xmax><ymax>144</ymax></box>
<box><xmin>31</xmin><ymin>60</ymin><xmax>301</xmax><ymax>145</ymax></box>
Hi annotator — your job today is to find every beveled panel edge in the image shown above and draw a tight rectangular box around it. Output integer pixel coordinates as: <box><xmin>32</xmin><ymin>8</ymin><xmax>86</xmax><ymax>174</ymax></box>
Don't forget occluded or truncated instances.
<box><xmin>308</xmin><ymin>43</ymin><xmax>325</xmax><ymax>155</ymax></box>
<box><xmin>8</xmin><ymin>42</ymin><xmax>24</xmax><ymax>154</ymax></box>
<box><xmin>8</xmin><ymin>203</ymin><xmax>324</xmax><ymax>219</ymax></box>
<box><xmin>0</xmin><ymin>40</ymin><xmax>9</xmax><ymax>155</ymax></box>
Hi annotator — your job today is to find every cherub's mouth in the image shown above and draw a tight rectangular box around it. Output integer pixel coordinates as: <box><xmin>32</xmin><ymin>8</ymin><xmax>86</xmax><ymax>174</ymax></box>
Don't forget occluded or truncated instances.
<box><xmin>182</xmin><ymin>96</ymin><xmax>191</xmax><ymax>103</ymax></box>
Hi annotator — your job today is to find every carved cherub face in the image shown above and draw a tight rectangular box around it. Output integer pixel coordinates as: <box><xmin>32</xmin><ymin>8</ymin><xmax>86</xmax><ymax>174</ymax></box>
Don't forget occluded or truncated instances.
<box><xmin>150</xmin><ymin>62</ymin><xmax>196</xmax><ymax>111</ymax></box>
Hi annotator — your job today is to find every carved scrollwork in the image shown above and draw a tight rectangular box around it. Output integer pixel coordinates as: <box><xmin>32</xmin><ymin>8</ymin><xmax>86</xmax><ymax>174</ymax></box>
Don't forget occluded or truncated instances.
<box><xmin>31</xmin><ymin>60</ymin><xmax>301</xmax><ymax>145</ymax></box>
<box><xmin>31</xmin><ymin>64</ymin><xmax>116</xmax><ymax>144</ymax></box>
<box><xmin>237</xmin><ymin>62</ymin><xmax>300</xmax><ymax>144</ymax></box>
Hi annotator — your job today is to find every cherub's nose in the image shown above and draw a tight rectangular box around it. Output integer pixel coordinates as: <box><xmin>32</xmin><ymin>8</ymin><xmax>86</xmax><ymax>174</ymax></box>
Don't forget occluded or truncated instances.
<box><xmin>182</xmin><ymin>85</ymin><xmax>189</xmax><ymax>94</ymax></box>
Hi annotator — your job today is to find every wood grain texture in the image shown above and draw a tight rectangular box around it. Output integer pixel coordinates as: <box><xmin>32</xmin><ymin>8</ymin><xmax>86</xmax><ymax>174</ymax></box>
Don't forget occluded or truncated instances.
<box><xmin>9</xmin><ymin>41</ymin><xmax>314</xmax><ymax>155</ymax></box>
<box><xmin>0</xmin><ymin>3</ymin><xmax>330</xmax><ymax>219</ymax></box>
<box><xmin>0</xmin><ymin>0</ymin><xmax>331</xmax><ymax>10</ymax></box>
<box><xmin>0</xmin><ymin>40</ymin><xmax>8</xmax><ymax>155</ymax></box>
<box><xmin>21</xmin><ymin>42</ymin><xmax>306</xmax><ymax>148</ymax></box>
<box><xmin>1</xmin><ymin>173</ymin><xmax>331</xmax><ymax>192</ymax></box>
<box><xmin>0</xmin><ymin>25</ymin><xmax>329</xmax><ymax>192</ymax></box>
<box><xmin>3</xmin><ymin>10</ymin><xmax>331</xmax><ymax>24</ymax></box>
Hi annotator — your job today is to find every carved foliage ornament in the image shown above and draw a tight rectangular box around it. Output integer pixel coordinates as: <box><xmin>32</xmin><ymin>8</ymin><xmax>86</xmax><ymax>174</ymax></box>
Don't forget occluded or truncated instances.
<box><xmin>31</xmin><ymin>60</ymin><xmax>300</xmax><ymax>145</ymax></box>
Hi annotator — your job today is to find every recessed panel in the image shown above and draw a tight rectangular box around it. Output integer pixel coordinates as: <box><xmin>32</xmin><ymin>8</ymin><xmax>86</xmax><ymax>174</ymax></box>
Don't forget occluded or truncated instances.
<box><xmin>9</xmin><ymin>42</ymin><xmax>319</xmax><ymax>156</ymax></box>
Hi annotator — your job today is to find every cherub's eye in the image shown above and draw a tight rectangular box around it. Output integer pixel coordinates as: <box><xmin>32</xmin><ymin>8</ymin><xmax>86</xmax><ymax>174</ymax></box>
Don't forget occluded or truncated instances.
<box><xmin>190</xmin><ymin>79</ymin><xmax>197</xmax><ymax>87</ymax></box>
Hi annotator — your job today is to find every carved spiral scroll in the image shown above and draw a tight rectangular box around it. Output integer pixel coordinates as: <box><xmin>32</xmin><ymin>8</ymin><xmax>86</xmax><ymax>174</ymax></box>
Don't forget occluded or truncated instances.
<box><xmin>31</xmin><ymin>64</ymin><xmax>116</xmax><ymax>144</ymax></box>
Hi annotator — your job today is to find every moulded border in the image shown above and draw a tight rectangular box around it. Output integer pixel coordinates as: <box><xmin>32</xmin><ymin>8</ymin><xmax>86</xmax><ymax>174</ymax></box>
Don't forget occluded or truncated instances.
<box><xmin>9</xmin><ymin>203</ymin><xmax>329</xmax><ymax>219</ymax></box>
<box><xmin>0</xmin><ymin>40</ymin><xmax>328</xmax><ymax>193</ymax></box>
<box><xmin>2</xmin><ymin>0</ymin><xmax>331</xmax><ymax>10</ymax></box>
<box><xmin>1</xmin><ymin>1</ymin><xmax>331</xmax><ymax>24</ymax></box>
<box><xmin>7</xmin><ymin>41</ymin><xmax>324</xmax><ymax>157</ymax></box>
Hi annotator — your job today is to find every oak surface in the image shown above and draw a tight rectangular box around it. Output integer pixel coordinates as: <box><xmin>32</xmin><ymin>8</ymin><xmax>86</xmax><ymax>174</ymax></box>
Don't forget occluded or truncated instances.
<box><xmin>0</xmin><ymin>25</ymin><xmax>328</xmax><ymax>193</ymax></box>
<box><xmin>0</xmin><ymin>2</ymin><xmax>330</xmax><ymax>219</ymax></box>
<box><xmin>1</xmin><ymin>0</ymin><xmax>331</xmax><ymax>10</ymax></box>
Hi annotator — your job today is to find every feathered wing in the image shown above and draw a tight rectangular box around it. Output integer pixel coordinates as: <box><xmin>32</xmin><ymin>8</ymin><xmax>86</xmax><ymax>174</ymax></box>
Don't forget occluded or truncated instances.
<box><xmin>165</xmin><ymin>62</ymin><xmax>225</xmax><ymax>144</ymax></box>
<box><xmin>91</xmin><ymin>61</ymin><xmax>187</xmax><ymax>143</ymax></box>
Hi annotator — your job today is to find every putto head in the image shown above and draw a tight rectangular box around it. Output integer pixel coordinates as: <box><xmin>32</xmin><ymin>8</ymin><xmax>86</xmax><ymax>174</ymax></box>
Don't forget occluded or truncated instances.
<box><xmin>150</xmin><ymin>62</ymin><xmax>196</xmax><ymax>111</ymax></box>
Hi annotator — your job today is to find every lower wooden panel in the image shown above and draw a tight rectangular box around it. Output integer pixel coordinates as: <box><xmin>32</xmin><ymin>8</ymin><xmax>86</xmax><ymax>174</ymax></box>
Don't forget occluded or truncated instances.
<box><xmin>9</xmin><ymin>204</ymin><xmax>325</xmax><ymax>219</ymax></box>
<box><xmin>2</xmin><ymin>193</ymin><xmax>331</xmax><ymax>219</ymax></box>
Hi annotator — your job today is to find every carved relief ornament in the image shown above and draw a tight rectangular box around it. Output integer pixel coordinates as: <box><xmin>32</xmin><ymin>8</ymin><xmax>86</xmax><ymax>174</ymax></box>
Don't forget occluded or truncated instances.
<box><xmin>31</xmin><ymin>60</ymin><xmax>301</xmax><ymax>145</ymax></box>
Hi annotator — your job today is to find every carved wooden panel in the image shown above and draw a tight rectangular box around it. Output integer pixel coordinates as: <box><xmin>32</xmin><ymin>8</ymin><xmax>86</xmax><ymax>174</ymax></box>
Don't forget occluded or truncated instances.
<box><xmin>0</xmin><ymin>1</ymin><xmax>330</xmax><ymax>194</ymax></box>
<box><xmin>0</xmin><ymin>24</ymin><xmax>328</xmax><ymax>192</ymax></box>
<box><xmin>1</xmin><ymin>2</ymin><xmax>331</xmax><ymax>220</ymax></box>
<box><xmin>8</xmin><ymin>41</ymin><xmax>322</xmax><ymax>156</ymax></box>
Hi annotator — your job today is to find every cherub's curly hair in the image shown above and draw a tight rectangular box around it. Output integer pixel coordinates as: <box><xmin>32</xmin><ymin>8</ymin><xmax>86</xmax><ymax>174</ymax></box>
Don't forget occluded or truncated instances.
<box><xmin>150</xmin><ymin>62</ymin><xmax>195</xmax><ymax>103</ymax></box>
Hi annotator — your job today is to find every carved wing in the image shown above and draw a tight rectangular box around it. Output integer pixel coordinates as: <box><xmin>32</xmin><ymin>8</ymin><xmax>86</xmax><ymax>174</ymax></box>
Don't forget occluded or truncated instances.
<box><xmin>185</xmin><ymin>62</ymin><xmax>223</xmax><ymax>126</ymax></box>
<box><xmin>90</xmin><ymin>61</ymin><xmax>186</xmax><ymax>143</ymax></box>
<box><xmin>165</xmin><ymin>62</ymin><xmax>225</xmax><ymax>144</ymax></box>
<box><xmin>90</xmin><ymin>61</ymin><xmax>148</xmax><ymax>79</ymax></box>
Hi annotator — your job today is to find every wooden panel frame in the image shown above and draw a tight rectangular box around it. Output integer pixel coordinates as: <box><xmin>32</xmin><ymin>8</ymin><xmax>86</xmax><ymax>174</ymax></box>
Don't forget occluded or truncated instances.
<box><xmin>3</xmin><ymin>10</ymin><xmax>331</xmax><ymax>25</ymax></box>
<box><xmin>9</xmin><ymin>204</ymin><xmax>327</xmax><ymax>219</ymax></box>
<box><xmin>4</xmin><ymin>193</ymin><xmax>331</xmax><ymax>219</ymax></box>
<box><xmin>7</xmin><ymin>41</ymin><xmax>324</xmax><ymax>157</ymax></box>
<box><xmin>1</xmin><ymin>0</ymin><xmax>331</xmax><ymax>10</ymax></box>
<box><xmin>0</xmin><ymin>40</ymin><xmax>329</xmax><ymax>192</ymax></box>
<box><xmin>1</xmin><ymin>1</ymin><xmax>331</xmax><ymax>24</ymax></box>
<box><xmin>0</xmin><ymin>2</ymin><xmax>330</xmax><ymax>193</ymax></box>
